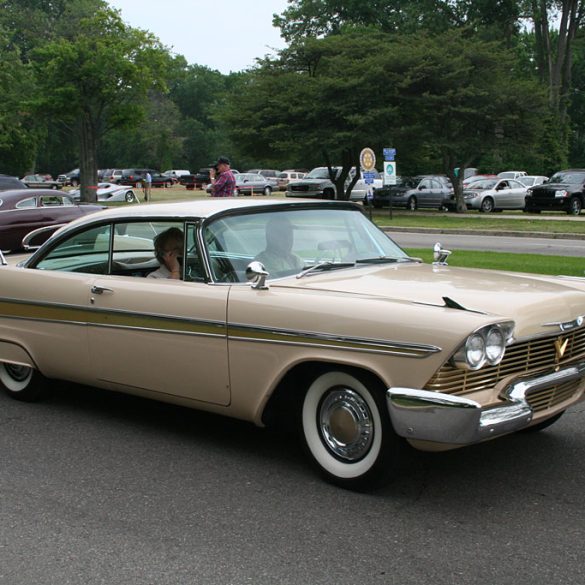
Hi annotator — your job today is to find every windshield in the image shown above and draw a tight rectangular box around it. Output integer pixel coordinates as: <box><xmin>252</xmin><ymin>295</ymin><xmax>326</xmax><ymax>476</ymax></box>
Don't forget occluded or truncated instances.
<box><xmin>306</xmin><ymin>168</ymin><xmax>338</xmax><ymax>179</ymax></box>
<box><xmin>467</xmin><ymin>179</ymin><xmax>497</xmax><ymax>190</ymax></box>
<box><xmin>203</xmin><ymin>207</ymin><xmax>409</xmax><ymax>281</ymax></box>
<box><xmin>549</xmin><ymin>171</ymin><xmax>585</xmax><ymax>184</ymax></box>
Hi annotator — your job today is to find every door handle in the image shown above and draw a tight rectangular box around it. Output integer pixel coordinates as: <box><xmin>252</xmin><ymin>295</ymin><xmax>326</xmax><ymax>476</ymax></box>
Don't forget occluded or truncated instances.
<box><xmin>91</xmin><ymin>285</ymin><xmax>113</xmax><ymax>295</ymax></box>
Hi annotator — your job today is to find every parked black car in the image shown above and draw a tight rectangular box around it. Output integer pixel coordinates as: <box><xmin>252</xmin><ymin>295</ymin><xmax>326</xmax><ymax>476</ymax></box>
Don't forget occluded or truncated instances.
<box><xmin>0</xmin><ymin>174</ymin><xmax>27</xmax><ymax>191</ymax></box>
<box><xmin>524</xmin><ymin>169</ymin><xmax>584</xmax><ymax>215</ymax></box>
<box><xmin>371</xmin><ymin>175</ymin><xmax>453</xmax><ymax>210</ymax></box>
<box><xmin>118</xmin><ymin>168</ymin><xmax>168</xmax><ymax>187</ymax></box>
<box><xmin>179</xmin><ymin>168</ymin><xmax>213</xmax><ymax>190</ymax></box>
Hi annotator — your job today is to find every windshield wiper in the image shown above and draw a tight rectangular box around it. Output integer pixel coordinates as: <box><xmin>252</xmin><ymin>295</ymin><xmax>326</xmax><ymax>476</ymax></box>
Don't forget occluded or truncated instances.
<box><xmin>297</xmin><ymin>261</ymin><xmax>355</xmax><ymax>278</ymax></box>
<box><xmin>355</xmin><ymin>256</ymin><xmax>411</xmax><ymax>264</ymax></box>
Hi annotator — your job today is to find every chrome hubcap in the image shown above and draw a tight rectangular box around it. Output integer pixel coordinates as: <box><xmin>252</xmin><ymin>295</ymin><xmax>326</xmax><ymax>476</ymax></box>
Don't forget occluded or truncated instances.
<box><xmin>319</xmin><ymin>388</ymin><xmax>374</xmax><ymax>461</ymax></box>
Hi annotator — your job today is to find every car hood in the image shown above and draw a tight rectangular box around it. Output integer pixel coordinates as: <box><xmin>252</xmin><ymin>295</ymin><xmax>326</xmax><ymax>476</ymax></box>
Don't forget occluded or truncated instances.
<box><xmin>275</xmin><ymin>263</ymin><xmax>585</xmax><ymax>338</ymax></box>
<box><xmin>530</xmin><ymin>182</ymin><xmax>571</xmax><ymax>190</ymax></box>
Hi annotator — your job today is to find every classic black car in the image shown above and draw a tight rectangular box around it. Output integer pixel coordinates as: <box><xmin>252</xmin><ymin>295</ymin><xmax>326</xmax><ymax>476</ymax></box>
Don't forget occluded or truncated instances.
<box><xmin>0</xmin><ymin>174</ymin><xmax>27</xmax><ymax>191</ymax></box>
<box><xmin>524</xmin><ymin>169</ymin><xmax>584</xmax><ymax>215</ymax></box>
<box><xmin>0</xmin><ymin>189</ymin><xmax>104</xmax><ymax>251</ymax></box>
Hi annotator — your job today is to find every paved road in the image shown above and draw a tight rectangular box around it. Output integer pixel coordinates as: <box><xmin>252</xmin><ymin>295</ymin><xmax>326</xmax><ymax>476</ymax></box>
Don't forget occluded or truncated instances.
<box><xmin>0</xmin><ymin>385</ymin><xmax>584</xmax><ymax>585</ymax></box>
<box><xmin>390</xmin><ymin>231</ymin><xmax>585</xmax><ymax>257</ymax></box>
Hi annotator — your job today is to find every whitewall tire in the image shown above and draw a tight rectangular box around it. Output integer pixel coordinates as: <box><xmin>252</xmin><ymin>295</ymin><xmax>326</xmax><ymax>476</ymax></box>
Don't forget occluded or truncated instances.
<box><xmin>0</xmin><ymin>363</ymin><xmax>49</xmax><ymax>402</ymax></box>
<box><xmin>301</xmin><ymin>369</ymin><xmax>402</xmax><ymax>490</ymax></box>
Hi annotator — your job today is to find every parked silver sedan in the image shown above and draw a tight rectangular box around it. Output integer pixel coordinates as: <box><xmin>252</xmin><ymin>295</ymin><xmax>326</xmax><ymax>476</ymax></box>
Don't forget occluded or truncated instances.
<box><xmin>464</xmin><ymin>178</ymin><xmax>528</xmax><ymax>212</ymax></box>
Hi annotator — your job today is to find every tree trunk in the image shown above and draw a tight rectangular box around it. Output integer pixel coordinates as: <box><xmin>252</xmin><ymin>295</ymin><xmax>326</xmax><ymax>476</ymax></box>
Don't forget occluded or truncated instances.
<box><xmin>79</xmin><ymin>111</ymin><xmax>98</xmax><ymax>203</ymax></box>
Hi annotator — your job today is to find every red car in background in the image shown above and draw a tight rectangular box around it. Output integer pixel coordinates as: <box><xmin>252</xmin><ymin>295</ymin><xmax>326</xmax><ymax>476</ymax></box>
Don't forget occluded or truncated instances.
<box><xmin>0</xmin><ymin>189</ymin><xmax>104</xmax><ymax>252</ymax></box>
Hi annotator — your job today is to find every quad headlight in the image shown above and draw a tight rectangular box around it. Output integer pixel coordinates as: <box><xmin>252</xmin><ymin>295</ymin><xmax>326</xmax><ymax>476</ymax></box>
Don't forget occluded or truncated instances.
<box><xmin>452</xmin><ymin>322</ymin><xmax>514</xmax><ymax>371</ymax></box>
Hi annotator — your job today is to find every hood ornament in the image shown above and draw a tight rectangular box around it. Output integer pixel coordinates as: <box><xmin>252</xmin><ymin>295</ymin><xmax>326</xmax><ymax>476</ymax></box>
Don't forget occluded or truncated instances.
<box><xmin>433</xmin><ymin>242</ymin><xmax>452</xmax><ymax>266</ymax></box>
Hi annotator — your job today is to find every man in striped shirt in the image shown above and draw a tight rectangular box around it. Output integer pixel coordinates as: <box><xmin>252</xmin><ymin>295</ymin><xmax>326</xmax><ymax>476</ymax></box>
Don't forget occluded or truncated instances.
<box><xmin>209</xmin><ymin>156</ymin><xmax>236</xmax><ymax>197</ymax></box>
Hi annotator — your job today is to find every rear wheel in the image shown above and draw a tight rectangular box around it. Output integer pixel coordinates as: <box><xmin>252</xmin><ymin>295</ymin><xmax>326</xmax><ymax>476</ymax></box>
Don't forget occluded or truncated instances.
<box><xmin>568</xmin><ymin>196</ymin><xmax>582</xmax><ymax>215</ymax></box>
<box><xmin>0</xmin><ymin>363</ymin><xmax>49</xmax><ymax>402</ymax></box>
<box><xmin>480</xmin><ymin>197</ymin><xmax>495</xmax><ymax>213</ymax></box>
<box><xmin>407</xmin><ymin>196</ymin><xmax>417</xmax><ymax>211</ymax></box>
<box><xmin>300</xmin><ymin>369</ymin><xmax>404</xmax><ymax>490</ymax></box>
<box><xmin>124</xmin><ymin>191</ymin><xmax>134</xmax><ymax>203</ymax></box>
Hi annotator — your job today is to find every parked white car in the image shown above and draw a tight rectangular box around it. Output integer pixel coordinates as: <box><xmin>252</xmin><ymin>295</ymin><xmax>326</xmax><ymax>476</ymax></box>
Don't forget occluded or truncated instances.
<box><xmin>497</xmin><ymin>171</ymin><xmax>527</xmax><ymax>180</ymax></box>
<box><xmin>518</xmin><ymin>175</ymin><xmax>549</xmax><ymax>187</ymax></box>
<box><xmin>69</xmin><ymin>182</ymin><xmax>138</xmax><ymax>203</ymax></box>
<box><xmin>463</xmin><ymin>178</ymin><xmax>528</xmax><ymax>212</ymax></box>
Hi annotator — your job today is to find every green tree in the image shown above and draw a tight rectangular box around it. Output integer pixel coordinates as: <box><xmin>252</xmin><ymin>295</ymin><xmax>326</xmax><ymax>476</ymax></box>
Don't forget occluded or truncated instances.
<box><xmin>30</xmin><ymin>5</ymin><xmax>171</xmax><ymax>201</ymax></box>
<box><xmin>222</xmin><ymin>30</ymin><xmax>546</xmax><ymax>205</ymax></box>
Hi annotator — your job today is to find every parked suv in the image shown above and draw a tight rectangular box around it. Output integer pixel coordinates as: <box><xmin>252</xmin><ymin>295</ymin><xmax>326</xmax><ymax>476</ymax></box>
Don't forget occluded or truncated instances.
<box><xmin>57</xmin><ymin>168</ymin><xmax>80</xmax><ymax>187</ymax></box>
<box><xmin>286</xmin><ymin>167</ymin><xmax>382</xmax><ymax>200</ymax></box>
<box><xmin>524</xmin><ymin>169</ymin><xmax>585</xmax><ymax>215</ymax></box>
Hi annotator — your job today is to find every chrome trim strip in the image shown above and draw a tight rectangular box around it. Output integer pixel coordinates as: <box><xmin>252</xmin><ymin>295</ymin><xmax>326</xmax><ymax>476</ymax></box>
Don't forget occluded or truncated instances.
<box><xmin>542</xmin><ymin>315</ymin><xmax>585</xmax><ymax>332</ymax></box>
<box><xmin>0</xmin><ymin>296</ymin><xmax>441</xmax><ymax>357</ymax></box>
<box><xmin>229</xmin><ymin>322</ymin><xmax>441</xmax><ymax>358</ymax></box>
<box><xmin>387</xmin><ymin>360</ymin><xmax>585</xmax><ymax>444</ymax></box>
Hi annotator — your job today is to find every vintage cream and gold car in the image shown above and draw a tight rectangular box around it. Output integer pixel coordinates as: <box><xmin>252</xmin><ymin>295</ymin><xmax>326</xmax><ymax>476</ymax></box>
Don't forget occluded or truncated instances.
<box><xmin>1</xmin><ymin>199</ymin><xmax>585</xmax><ymax>489</ymax></box>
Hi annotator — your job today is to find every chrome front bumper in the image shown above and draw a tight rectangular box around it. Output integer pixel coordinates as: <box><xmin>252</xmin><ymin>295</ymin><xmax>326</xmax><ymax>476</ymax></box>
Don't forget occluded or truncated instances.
<box><xmin>387</xmin><ymin>362</ymin><xmax>585</xmax><ymax>445</ymax></box>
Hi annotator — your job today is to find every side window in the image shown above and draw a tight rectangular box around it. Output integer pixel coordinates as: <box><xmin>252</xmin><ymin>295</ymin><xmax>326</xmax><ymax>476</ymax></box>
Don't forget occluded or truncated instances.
<box><xmin>34</xmin><ymin>224</ymin><xmax>111</xmax><ymax>273</ymax></box>
<box><xmin>16</xmin><ymin>197</ymin><xmax>37</xmax><ymax>209</ymax></box>
<box><xmin>111</xmin><ymin>221</ymin><xmax>180</xmax><ymax>278</ymax></box>
<box><xmin>40</xmin><ymin>196</ymin><xmax>63</xmax><ymax>207</ymax></box>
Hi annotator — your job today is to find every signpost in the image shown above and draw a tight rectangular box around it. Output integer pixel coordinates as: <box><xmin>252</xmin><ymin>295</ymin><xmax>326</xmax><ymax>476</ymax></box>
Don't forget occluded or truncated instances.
<box><xmin>383</xmin><ymin>148</ymin><xmax>397</xmax><ymax>218</ymax></box>
<box><xmin>360</xmin><ymin>148</ymin><xmax>377</xmax><ymax>217</ymax></box>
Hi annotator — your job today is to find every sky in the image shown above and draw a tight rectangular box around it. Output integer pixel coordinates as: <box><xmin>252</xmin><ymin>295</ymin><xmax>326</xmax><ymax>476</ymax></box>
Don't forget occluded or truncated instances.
<box><xmin>108</xmin><ymin>0</ymin><xmax>290</xmax><ymax>73</ymax></box>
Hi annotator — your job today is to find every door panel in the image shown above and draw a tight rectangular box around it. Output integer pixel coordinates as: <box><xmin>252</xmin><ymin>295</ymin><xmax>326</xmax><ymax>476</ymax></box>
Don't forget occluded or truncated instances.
<box><xmin>88</xmin><ymin>277</ymin><xmax>230</xmax><ymax>405</ymax></box>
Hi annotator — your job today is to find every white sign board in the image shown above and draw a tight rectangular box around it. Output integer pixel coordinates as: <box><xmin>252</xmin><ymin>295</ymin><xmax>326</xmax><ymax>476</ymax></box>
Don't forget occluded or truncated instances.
<box><xmin>383</xmin><ymin>161</ymin><xmax>397</xmax><ymax>185</ymax></box>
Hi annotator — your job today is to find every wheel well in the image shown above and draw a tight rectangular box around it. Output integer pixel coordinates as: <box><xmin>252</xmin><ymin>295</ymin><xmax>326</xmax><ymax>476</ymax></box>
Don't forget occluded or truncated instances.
<box><xmin>260</xmin><ymin>361</ymin><xmax>387</xmax><ymax>431</ymax></box>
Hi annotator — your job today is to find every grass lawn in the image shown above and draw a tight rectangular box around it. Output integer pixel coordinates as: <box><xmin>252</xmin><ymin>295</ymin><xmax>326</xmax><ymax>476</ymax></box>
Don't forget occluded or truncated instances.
<box><xmin>405</xmin><ymin>248</ymin><xmax>585</xmax><ymax>276</ymax></box>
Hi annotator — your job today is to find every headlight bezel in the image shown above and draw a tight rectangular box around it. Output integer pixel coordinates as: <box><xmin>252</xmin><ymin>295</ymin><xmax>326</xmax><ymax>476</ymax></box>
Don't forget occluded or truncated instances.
<box><xmin>451</xmin><ymin>322</ymin><xmax>514</xmax><ymax>371</ymax></box>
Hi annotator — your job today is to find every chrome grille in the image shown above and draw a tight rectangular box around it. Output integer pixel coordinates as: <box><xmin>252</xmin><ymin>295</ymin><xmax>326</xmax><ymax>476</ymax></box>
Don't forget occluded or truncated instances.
<box><xmin>424</xmin><ymin>327</ymin><xmax>585</xmax><ymax>408</ymax></box>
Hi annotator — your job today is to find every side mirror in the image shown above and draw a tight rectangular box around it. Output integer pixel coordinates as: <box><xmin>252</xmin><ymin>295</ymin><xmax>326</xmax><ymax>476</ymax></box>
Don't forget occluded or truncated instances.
<box><xmin>246</xmin><ymin>261</ymin><xmax>269</xmax><ymax>290</ymax></box>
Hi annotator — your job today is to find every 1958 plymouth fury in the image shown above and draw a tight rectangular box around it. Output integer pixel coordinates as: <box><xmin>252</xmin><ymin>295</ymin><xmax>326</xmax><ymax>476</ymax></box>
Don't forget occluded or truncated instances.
<box><xmin>1</xmin><ymin>199</ymin><xmax>584</xmax><ymax>489</ymax></box>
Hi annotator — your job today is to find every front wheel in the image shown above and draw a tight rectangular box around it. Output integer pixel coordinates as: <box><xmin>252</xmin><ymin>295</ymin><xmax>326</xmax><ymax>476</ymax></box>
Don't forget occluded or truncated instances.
<box><xmin>568</xmin><ymin>196</ymin><xmax>582</xmax><ymax>215</ymax></box>
<box><xmin>407</xmin><ymin>196</ymin><xmax>417</xmax><ymax>211</ymax></box>
<box><xmin>480</xmin><ymin>197</ymin><xmax>495</xmax><ymax>213</ymax></box>
<box><xmin>263</xmin><ymin>186</ymin><xmax>272</xmax><ymax>196</ymax></box>
<box><xmin>0</xmin><ymin>363</ymin><xmax>50</xmax><ymax>402</ymax></box>
<box><xmin>300</xmin><ymin>369</ymin><xmax>403</xmax><ymax>490</ymax></box>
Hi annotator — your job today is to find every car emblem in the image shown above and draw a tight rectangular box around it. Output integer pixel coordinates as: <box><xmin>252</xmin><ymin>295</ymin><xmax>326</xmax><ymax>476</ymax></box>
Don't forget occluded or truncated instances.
<box><xmin>554</xmin><ymin>337</ymin><xmax>569</xmax><ymax>369</ymax></box>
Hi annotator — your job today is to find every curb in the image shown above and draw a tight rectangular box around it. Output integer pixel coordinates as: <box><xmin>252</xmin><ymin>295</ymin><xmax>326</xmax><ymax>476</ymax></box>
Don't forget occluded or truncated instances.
<box><xmin>379</xmin><ymin>225</ymin><xmax>585</xmax><ymax>240</ymax></box>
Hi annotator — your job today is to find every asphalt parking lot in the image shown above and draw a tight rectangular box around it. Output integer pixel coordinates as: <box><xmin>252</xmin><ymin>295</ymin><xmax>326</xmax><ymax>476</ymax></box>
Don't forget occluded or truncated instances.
<box><xmin>1</xmin><ymin>384</ymin><xmax>584</xmax><ymax>585</ymax></box>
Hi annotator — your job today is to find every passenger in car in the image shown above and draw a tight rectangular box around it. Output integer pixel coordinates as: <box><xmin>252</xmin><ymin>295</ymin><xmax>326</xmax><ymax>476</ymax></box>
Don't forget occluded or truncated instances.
<box><xmin>255</xmin><ymin>216</ymin><xmax>304</xmax><ymax>276</ymax></box>
<box><xmin>148</xmin><ymin>227</ymin><xmax>184</xmax><ymax>279</ymax></box>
